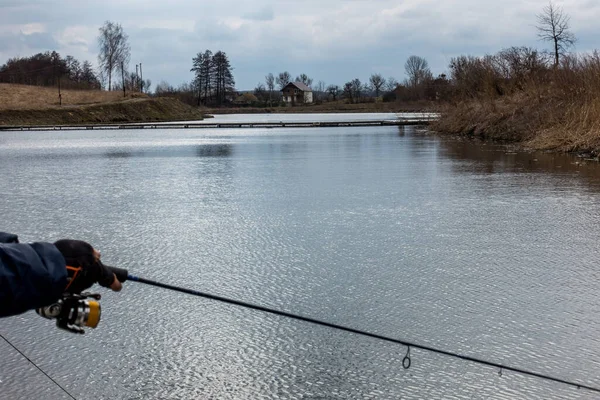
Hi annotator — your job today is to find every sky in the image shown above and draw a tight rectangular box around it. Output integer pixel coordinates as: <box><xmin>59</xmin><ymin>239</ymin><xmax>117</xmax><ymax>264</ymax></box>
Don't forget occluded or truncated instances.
<box><xmin>1</xmin><ymin>0</ymin><xmax>599</xmax><ymax>91</ymax></box>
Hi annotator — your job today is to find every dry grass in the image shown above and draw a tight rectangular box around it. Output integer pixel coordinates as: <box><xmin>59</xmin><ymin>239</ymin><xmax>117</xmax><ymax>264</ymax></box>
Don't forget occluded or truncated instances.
<box><xmin>0</xmin><ymin>83</ymin><xmax>147</xmax><ymax>110</ymax></box>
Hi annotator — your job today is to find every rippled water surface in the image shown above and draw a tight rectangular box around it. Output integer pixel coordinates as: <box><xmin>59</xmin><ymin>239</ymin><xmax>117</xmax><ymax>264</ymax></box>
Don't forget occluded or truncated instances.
<box><xmin>1</xmin><ymin>114</ymin><xmax>600</xmax><ymax>399</ymax></box>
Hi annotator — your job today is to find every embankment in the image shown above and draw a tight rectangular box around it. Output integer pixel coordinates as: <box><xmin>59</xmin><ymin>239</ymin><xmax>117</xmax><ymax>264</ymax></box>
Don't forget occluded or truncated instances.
<box><xmin>0</xmin><ymin>97</ymin><xmax>204</xmax><ymax>126</ymax></box>
<box><xmin>432</xmin><ymin>94</ymin><xmax>600</xmax><ymax>155</ymax></box>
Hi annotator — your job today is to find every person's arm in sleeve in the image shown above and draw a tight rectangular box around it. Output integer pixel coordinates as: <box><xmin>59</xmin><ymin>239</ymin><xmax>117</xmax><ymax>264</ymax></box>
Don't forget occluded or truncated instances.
<box><xmin>0</xmin><ymin>233</ymin><xmax>67</xmax><ymax>318</ymax></box>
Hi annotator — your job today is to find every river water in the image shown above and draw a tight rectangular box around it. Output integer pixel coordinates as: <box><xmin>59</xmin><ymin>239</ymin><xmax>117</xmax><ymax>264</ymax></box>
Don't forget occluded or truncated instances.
<box><xmin>1</xmin><ymin>113</ymin><xmax>600</xmax><ymax>399</ymax></box>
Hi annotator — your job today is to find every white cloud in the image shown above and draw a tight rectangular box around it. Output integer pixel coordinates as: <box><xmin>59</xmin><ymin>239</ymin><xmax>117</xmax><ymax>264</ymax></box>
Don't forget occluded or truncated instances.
<box><xmin>0</xmin><ymin>0</ymin><xmax>598</xmax><ymax>88</ymax></box>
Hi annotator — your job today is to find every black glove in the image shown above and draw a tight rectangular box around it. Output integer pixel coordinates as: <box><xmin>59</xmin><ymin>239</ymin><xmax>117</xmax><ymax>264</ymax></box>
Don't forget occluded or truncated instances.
<box><xmin>54</xmin><ymin>239</ymin><xmax>116</xmax><ymax>294</ymax></box>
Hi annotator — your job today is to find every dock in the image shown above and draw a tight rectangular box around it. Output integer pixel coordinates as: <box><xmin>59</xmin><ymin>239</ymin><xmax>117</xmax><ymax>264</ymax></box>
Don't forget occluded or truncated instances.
<box><xmin>0</xmin><ymin>117</ymin><xmax>437</xmax><ymax>132</ymax></box>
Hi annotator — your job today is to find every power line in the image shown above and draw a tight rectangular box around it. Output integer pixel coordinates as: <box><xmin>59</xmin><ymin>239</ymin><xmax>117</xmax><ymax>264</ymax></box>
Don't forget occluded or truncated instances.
<box><xmin>0</xmin><ymin>332</ymin><xmax>77</xmax><ymax>400</ymax></box>
<box><xmin>128</xmin><ymin>273</ymin><xmax>600</xmax><ymax>394</ymax></box>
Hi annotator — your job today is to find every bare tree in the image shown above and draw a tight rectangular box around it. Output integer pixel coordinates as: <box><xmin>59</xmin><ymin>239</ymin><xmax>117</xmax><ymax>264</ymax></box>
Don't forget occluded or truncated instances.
<box><xmin>385</xmin><ymin>77</ymin><xmax>399</xmax><ymax>92</ymax></box>
<box><xmin>97</xmin><ymin>21</ymin><xmax>130</xmax><ymax>91</ymax></box>
<box><xmin>369</xmin><ymin>74</ymin><xmax>386</xmax><ymax>97</ymax></box>
<box><xmin>536</xmin><ymin>1</ymin><xmax>576</xmax><ymax>66</ymax></box>
<box><xmin>343</xmin><ymin>82</ymin><xmax>354</xmax><ymax>103</ymax></box>
<box><xmin>327</xmin><ymin>84</ymin><xmax>340</xmax><ymax>101</ymax></box>
<box><xmin>265</xmin><ymin>73</ymin><xmax>275</xmax><ymax>103</ymax></box>
<box><xmin>316</xmin><ymin>80</ymin><xmax>326</xmax><ymax>101</ymax></box>
<box><xmin>276</xmin><ymin>71</ymin><xmax>291</xmax><ymax>89</ymax></box>
<box><xmin>405</xmin><ymin>56</ymin><xmax>432</xmax><ymax>88</ymax></box>
<box><xmin>295</xmin><ymin>73</ymin><xmax>313</xmax><ymax>87</ymax></box>
<box><xmin>351</xmin><ymin>78</ymin><xmax>362</xmax><ymax>102</ymax></box>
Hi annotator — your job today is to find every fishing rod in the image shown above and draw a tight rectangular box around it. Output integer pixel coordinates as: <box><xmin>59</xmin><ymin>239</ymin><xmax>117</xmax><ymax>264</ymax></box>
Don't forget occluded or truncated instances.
<box><xmin>37</xmin><ymin>266</ymin><xmax>600</xmax><ymax>394</ymax></box>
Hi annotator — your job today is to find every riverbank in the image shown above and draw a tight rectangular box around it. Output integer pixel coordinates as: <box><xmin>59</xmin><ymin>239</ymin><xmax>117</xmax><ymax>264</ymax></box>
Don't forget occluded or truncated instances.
<box><xmin>432</xmin><ymin>96</ymin><xmax>600</xmax><ymax>157</ymax></box>
<box><xmin>202</xmin><ymin>100</ymin><xmax>433</xmax><ymax>114</ymax></box>
<box><xmin>0</xmin><ymin>84</ymin><xmax>204</xmax><ymax>126</ymax></box>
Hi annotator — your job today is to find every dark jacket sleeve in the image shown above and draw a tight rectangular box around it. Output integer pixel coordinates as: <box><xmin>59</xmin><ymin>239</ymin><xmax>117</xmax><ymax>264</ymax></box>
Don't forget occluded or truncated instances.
<box><xmin>0</xmin><ymin>232</ymin><xmax>67</xmax><ymax>317</ymax></box>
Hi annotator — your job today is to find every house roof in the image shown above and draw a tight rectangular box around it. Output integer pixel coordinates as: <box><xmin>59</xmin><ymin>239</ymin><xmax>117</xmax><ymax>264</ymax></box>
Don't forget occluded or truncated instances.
<box><xmin>283</xmin><ymin>82</ymin><xmax>312</xmax><ymax>92</ymax></box>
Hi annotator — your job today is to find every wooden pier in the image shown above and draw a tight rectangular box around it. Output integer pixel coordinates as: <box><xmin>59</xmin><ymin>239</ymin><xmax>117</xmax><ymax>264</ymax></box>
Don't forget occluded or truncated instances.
<box><xmin>0</xmin><ymin>117</ymin><xmax>437</xmax><ymax>132</ymax></box>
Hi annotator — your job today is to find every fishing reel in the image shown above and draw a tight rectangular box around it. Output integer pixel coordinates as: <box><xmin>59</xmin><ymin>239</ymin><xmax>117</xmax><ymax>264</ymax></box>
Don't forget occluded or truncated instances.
<box><xmin>36</xmin><ymin>292</ymin><xmax>102</xmax><ymax>334</ymax></box>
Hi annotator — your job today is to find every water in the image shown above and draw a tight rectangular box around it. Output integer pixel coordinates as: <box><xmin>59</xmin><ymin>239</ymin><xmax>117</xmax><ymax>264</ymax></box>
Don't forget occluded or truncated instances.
<box><xmin>1</xmin><ymin>113</ymin><xmax>600</xmax><ymax>399</ymax></box>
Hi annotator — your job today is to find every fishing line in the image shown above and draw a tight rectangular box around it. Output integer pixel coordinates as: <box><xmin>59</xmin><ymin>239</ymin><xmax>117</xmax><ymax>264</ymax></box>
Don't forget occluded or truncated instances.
<box><xmin>0</xmin><ymin>332</ymin><xmax>77</xmax><ymax>400</ymax></box>
<box><xmin>126</xmin><ymin>273</ymin><xmax>600</xmax><ymax>394</ymax></box>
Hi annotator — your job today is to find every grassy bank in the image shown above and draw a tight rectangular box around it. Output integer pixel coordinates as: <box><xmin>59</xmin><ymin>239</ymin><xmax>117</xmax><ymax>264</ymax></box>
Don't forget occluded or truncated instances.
<box><xmin>0</xmin><ymin>84</ymin><xmax>203</xmax><ymax>126</ymax></box>
<box><xmin>432</xmin><ymin>50</ymin><xmax>600</xmax><ymax>155</ymax></box>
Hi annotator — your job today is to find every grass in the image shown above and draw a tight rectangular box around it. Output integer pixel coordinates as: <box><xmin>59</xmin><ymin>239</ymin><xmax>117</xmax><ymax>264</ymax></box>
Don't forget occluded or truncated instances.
<box><xmin>0</xmin><ymin>83</ymin><xmax>147</xmax><ymax>110</ymax></box>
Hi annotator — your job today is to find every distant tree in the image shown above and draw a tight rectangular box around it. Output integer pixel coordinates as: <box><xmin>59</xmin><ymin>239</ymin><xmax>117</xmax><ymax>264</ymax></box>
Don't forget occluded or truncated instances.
<box><xmin>80</xmin><ymin>60</ymin><xmax>100</xmax><ymax>88</ymax></box>
<box><xmin>254</xmin><ymin>82</ymin><xmax>267</xmax><ymax>102</ymax></box>
<box><xmin>536</xmin><ymin>1</ymin><xmax>576</xmax><ymax>66</ymax></box>
<box><xmin>369</xmin><ymin>74</ymin><xmax>386</xmax><ymax>97</ymax></box>
<box><xmin>385</xmin><ymin>77</ymin><xmax>399</xmax><ymax>92</ymax></box>
<box><xmin>295</xmin><ymin>73</ymin><xmax>313</xmax><ymax>87</ymax></box>
<box><xmin>212</xmin><ymin>51</ymin><xmax>235</xmax><ymax>105</ymax></box>
<box><xmin>155</xmin><ymin>80</ymin><xmax>176</xmax><ymax>95</ymax></box>
<box><xmin>97</xmin><ymin>21</ymin><xmax>130</xmax><ymax>91</ymax></box>
<box><xmin>315</xmin><ymin>80</ymin><xmax>326</xmax><ymax>101</ymax></box>
<box><xmin>191</xmin><ymin>50</ymin><xmax>213</xmax><ymax>105</ymax></box>
<box><xmin>65</xmin><ymin>55</ymin><xmax>81</xmax><ymax>82</ymax></box>
<box><xmin>405</xmin><ymin>56</ymin><xmax>432</xmax><ymax>88</ymax></box>
<box><xmin>265</xmin><ymin>73</ymin><xmax>275</xmax><ymax>103</ymax></box>
<box><xmin>276</xmin><ymin>71</ymin><xmax>291</xmax><ymax>89</ymax></box>
<box><xmin>142</xmin><ymin>79</ymin><xmax>151</xmax><ymax>93</ymax></box>
<box><xmin>342</xmin><ymin>82</ymin><xmax>354</xmax><ymax>103</ymax></box>
<box><xmin>327</xmin><ymin>84</ymin><xmax>341</xmax><ymax>101</ymax></box>
<box><xmin>351</xmin><ymin>78</ymin><xmax>362</xmax><ymax>102</ymax></box>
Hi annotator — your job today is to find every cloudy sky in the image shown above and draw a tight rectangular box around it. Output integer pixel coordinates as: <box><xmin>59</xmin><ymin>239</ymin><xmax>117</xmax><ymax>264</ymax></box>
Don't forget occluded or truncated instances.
<box><xmin>1</xmin><ymin>0</ymin><xmax>598</xmax><ymax>90</ymax></box>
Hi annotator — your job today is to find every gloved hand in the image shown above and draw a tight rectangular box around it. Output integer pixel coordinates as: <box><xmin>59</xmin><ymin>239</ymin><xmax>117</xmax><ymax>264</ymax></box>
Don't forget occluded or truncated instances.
<box><xmin>53</xmin><ymin>239</ymin><xmax>122</xmax><ymax>294</ymax></box>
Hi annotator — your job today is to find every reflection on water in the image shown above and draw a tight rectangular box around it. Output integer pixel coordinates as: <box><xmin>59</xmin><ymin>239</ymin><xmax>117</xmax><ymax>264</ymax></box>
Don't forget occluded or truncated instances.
<box><xmin>196</xmin><ymin>144</ymin><xmax>232</xmax><ymax>158</ymax></box>
<box><xmin>1</xmin><ymin>123</ymin><xmax>600</xmax><ymax>399</ymax></box>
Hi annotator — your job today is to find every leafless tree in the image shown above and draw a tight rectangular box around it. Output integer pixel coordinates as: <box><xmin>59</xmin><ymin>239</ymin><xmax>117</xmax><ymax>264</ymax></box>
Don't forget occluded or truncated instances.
<box><xmin>351</xmin><ymin>78</ymin><xmax>362</xmax><ymax>102</ymax></box>
<box><xmin>369</xmin><ymin>74</ymin><xmax>386</xmax><ymax>97</ymax></box>
<box><xmin>343</xmin><ymin>82</ymin><xmax>354</xmax><ymax>103</ymax></box>
<box><xmin>327</xmin><ymin>85</ymin><xmax>340</xmax><ymax>101</ymax></box>
<box><xmin>405</xmin><ymin>56</ymin><xmax>432</xmax><ymax>88</ymax></box>
<box><xmin>265</xmin><ymin>73</ymin><xmax>275</xmax><ymax>103</ymax></box>
<box><xmin>276</xmin><ymin>71</ymin><xmax>291</xmax><ymax>89</ymax></box>
<box><xmin>385</xmin><ymin>77</ymin><xmax>399</xmax><ymax>92</ymax></box>
<box><xmin>536</xmin><ymin>1</ymin><xmax>576</xmax><ymax>66</ymax></box>
<box><xmin>316</xmin><ymin>80</ymin><xmax>326</xmax><ymax>101</ymax></box>
<box><xmin>97</xmin><ymin>21</ymin><xmax>130</xmax><ymax>91</ymax></box>
<box><xmin>295</xmin><ymin>73</ymin><xmax>313</xmax><ymax>87</ymax></box>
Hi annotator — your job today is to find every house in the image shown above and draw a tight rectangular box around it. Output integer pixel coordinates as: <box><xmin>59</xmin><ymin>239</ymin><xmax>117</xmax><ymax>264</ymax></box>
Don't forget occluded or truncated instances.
<box><xmin>282</xmin><ymin>82</ymin><xmax>313</xmax><ymax>105</ymax></box>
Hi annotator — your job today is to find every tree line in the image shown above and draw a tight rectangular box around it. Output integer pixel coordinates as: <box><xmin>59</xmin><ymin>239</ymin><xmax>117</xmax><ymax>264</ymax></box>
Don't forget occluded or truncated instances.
<box><xmin>0</xmin><ymin>52</ymin><xmax>100</xmax><ymax>89</ymax></box>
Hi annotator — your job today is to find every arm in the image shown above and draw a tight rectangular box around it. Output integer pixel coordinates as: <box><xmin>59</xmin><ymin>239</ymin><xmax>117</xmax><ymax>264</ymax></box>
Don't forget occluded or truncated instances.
<box><xmin>0</xmin><ymin>237</ymin><xmax>67</xmax><ymax>318</ymax></box>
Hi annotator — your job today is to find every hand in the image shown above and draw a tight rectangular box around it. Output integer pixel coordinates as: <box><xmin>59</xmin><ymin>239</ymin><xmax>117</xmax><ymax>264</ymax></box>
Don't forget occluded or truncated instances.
<box><xmin>53</xmin><ymin>239</ymin><xmax>123</xmax><ymax>294</ymax></box>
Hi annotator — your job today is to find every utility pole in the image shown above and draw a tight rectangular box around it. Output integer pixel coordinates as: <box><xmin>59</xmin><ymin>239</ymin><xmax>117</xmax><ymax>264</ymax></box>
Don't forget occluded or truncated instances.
<box><xmin>121</xmin><ymin>61</ymin><xmax>126</xmax><ymax>98</ymax></box>
<box><xmin>139</xmin><ymin>63</ymin><xmax>143</xmax><ymax>93</ymax></box>
<box><xmin>135</xmin><ymin>64</ymin><xmax>139</xmax><ymax>92</ymax></box>
<box><xmin>54</xmin><ymin>57</ymin><xmax>62</xmax><ymax>106</ymax></box>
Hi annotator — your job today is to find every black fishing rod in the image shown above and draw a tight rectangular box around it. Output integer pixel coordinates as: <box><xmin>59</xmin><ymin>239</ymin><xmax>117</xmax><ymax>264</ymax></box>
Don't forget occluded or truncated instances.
<box><xmin>83</xmin><ymin>267</ymin><xmax>600</xmax><ymax>394</ymax></box>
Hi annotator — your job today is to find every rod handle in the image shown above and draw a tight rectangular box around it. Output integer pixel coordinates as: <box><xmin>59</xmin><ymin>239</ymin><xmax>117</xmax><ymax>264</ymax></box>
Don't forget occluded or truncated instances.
<box><xmin>107</xmin><ymin>266</ymin><xmax>129</xmax><ymax>282</ymax></box>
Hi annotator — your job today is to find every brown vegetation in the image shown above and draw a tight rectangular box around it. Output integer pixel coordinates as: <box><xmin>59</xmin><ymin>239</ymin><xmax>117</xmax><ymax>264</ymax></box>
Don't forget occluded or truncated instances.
<box><xmin>0</xmin><ymin>84</ymin><xmax>203</xmax><ymax>126</ymax></box>
<box><xmin>432</xmin><ymin>48</ymin><xmax>600</xmax><ymax>154</ymax></box>
<box><xmin>0</xmin><ymin>83</ymin><xmax>141</xmax><ymax>110</ymax></box>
